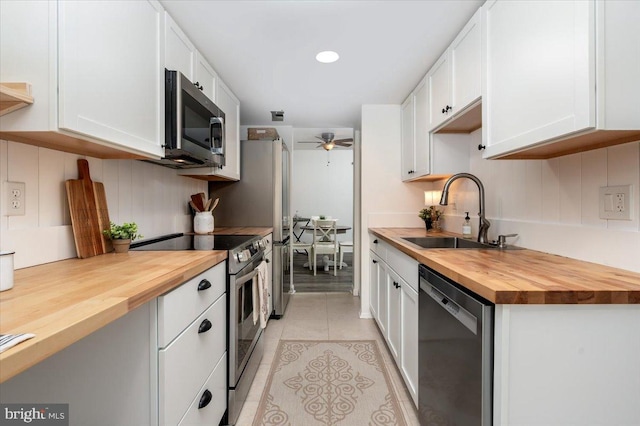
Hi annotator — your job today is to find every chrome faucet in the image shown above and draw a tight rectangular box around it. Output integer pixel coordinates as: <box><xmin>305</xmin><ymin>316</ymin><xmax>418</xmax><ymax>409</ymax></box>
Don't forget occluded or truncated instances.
<box><xmin>439</xmin><ymin>173</ymin><xmax>491</xmax><ymax>244</ymax></box>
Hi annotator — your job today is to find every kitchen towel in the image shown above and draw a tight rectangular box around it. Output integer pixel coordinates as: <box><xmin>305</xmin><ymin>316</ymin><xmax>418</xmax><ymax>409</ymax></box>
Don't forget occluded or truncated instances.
<box><xmin>251</xmin><ymin>260</ymin><xmax>270</xmax><ymax>329</ymax></box>
<box><xmin>0</xmin><ymin>333</ymin><xmax>35</xmax><ymax>353</ymax></box>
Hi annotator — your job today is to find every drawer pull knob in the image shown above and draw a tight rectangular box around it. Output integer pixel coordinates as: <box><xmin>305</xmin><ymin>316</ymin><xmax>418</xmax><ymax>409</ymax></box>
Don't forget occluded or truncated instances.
<box><xmin>198</xmin><ymin>279</ymin><xmax>212</xmax><ymax>291</ymax></box>
<box><xmin>198</xmin><ymin>389</ymin><xmax>212</xmax><ymax>409</ymax></box>
<box><xmin>373</xmin><ymin>239</ymin><xmax>378</xmax><ymax>244</ymax></box>
<box><xmin>265</xmin><ymin>258</ymin><xmax>270</xmax><ymax>263</ymax></box>
<box><xmin>372</xmin><ymin>259</ymin><xmax>378</xmax><ymax>264</ymax></box>
<box><xmin>393</xmin><ymin>281</ymin><xmax>399</xmax><ymax>289</ymax></box>
<box><xmin>198</xmin><ymin>319</ymin><xmax>212</xmax><ymax>334</ymax></box>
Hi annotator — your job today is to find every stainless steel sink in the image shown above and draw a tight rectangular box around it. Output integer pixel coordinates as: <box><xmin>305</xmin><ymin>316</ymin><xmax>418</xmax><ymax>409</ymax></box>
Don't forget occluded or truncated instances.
<box><xmin>401</xmin><ymin>236</ymin><xmax>521</xmax><ymax>249</ymax></box>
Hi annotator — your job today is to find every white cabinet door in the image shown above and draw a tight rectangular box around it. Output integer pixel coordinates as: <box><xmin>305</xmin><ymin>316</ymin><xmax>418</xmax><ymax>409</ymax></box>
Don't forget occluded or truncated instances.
<box><xmin>413</xmin><ymin>77</ymin><xmax>430</xmax><ymax>177</ymax></box>
<box><xmin>195</xmin><ymin>51</ymin><xmax>218</xmax><ymax>103</ymax></box>
<box><xmin>265</xmin><ymin>248</ymin><xmax>273</xmax><ymax>316</ymax></box>
<box><xmin>58</xmin><ymin>0</ymin><xmax>164</xmax><ymax>158</ymax></box>
<box><xmin>377</xmin><ymin>260</ymin><xmax>388</xmax><ymax>336</ymax></box>
<box><xmin>400</xmin><ymin>283</ymin><xmax>419</xmax><ymax>406</ymax></box>
<box><xmin>427</xmin><ymin>51</ymin><xmax>451</xmax><ymax>131</ymax></box>
<box><xmin>400</xmin><ymin>94</ymin><xmax>415</xmax><ymax>180</ymax></box>
<box><xmin>483</xmin><ymin>0</ymin><xmax>594</xmax><ymax>157</ymax></box>
<box><xmin>386</xmin><ymin>269</ymin><xmax>401</xmax><ymax>362</ymax></box>
<box><xmin>215</xmin><ymin>79</ymin><xmax>241</xmax><ymax>180</ymax></box>
<box><xmin>369</xmin><ymin>252</ymin><xmax>380</xmax><ymax>320</ymax></box>
<box><xmin>450</xmin><ymin>8</ymin><xmax>481</xmax><ymax>113</ymax></box>
<box><xmin>165</xmin><ymin>12</ymin><xmax>196</xmax><ymax>81</ymax></box>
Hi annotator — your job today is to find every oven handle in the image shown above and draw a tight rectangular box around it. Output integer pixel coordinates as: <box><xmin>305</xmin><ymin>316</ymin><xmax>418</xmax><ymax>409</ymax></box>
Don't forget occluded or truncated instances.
<box><xmin>235</xmin><ymin>268</ymin><xmax>259</xmax><ymax>290</ymax></box>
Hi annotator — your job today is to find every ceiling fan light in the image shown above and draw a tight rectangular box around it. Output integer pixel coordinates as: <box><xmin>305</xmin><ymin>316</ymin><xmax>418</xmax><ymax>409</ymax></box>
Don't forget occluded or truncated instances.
<box><xmin>323</xmin><ymin>142</ymin><xmax>335</xmax><ymax>151</ymax></box>
<box><xmin>316</xmin><ymin>51</ymin><xmax>339</xmax><ymax>64</ymax></box>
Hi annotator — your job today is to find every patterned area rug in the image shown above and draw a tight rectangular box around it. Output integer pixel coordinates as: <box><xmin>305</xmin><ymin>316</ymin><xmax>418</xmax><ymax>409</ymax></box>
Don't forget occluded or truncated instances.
<box><xmin>253</xmin><ymin>340</ymin><xmax>407</xmax><ymax>426</ymax></box>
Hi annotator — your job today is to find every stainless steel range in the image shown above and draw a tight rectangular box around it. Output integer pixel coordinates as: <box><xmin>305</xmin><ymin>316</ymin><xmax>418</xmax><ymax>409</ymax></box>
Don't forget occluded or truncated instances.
<box><xmin>131</xmin><ymin>233</ymin><xmax>270</xmax><ymax>425</ymax></box>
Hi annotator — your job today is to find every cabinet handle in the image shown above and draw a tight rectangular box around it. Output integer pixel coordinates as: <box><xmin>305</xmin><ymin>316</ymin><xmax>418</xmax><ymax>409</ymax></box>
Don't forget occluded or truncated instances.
<box><xmin>372</xmin><ymin>259</ymin><xmax>378</xmax><ymax>264</ymax></box>
<box><xmin>265</xmin><ymin>258</ymin><xmax>270</xmax><ymax>263</ymax></box>
<box><xmin>373</xmin><ymin>239</ymin><xmax>378</xmax><ymax>244</ymax></box>
<box><xmin>198</xmin><ymin>319</ymin><xmax>212</xmax><ymax>334</ymax></box>
<box><xmin>477</xmin><ymin>144</ymin><xmax>486</xmax><ymax>151</ymax></box>
<box><xmin>393</xmin><ymin>281</ymin><xmax>399</xmax><ymax>288</ymax></box>
<box><xmin>446</xmin><ymin>105</ymin><xmax>452</xmax><ymax>112</ymax></box>
<box><xmin>198</xmin><ymin>279</ymin><xmax>212</xmax><ymax>291</ymax></box>
<box><xmin>442</xmin><ymin>107</ymin><xmax>446</xmax><ymax>114</ymax></box>
<box><xmin>198</xmin><ymin>389</ymin><xmax>212</xmax><ymax>409</ymax></box>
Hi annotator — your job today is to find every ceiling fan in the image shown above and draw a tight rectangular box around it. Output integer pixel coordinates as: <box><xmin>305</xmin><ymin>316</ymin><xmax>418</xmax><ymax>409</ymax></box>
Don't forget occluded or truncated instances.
<box><xmin>299</xmin><ymin>132</ymin><xmax>353</xmax><ymax>151</ymax></box>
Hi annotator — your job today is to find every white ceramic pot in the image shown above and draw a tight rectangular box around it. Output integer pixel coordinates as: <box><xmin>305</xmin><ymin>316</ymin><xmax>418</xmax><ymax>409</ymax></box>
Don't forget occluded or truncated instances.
<box><xmin>0</xmin><ymin>251</ymin><xmax>15</xmax><ymax>292</ymax></box>
<box><xmin>194</xmin><ymin>211</ymin><xmax>214</xmax><ymax>234</ymax></box>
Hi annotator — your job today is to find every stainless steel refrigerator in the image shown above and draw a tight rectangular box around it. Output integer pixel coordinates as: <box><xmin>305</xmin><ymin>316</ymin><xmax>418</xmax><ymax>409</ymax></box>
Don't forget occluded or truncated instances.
<box><xmin>212</xmin><ymin>139</ymin><xmax>292</xmax><ymax>318</ymax></box>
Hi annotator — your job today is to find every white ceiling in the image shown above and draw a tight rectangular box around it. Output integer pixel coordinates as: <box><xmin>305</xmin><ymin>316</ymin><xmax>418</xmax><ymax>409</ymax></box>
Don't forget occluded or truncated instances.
<box><xmin>161</xmin><ymin>0</ymin><xmax>483</xmax><ymax>129</ymax></box>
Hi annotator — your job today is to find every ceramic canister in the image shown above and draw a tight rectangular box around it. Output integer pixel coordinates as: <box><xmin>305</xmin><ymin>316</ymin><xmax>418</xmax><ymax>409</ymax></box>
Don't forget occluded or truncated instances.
<box><xmin>194</xmin><ymin>211</ymin><xmax>214</xmax><ymax>234</ymax></box>
<box><xmin>0</xmin><ymin>251</ymin><xmax>15</xmax><ymax>292</ymax></box>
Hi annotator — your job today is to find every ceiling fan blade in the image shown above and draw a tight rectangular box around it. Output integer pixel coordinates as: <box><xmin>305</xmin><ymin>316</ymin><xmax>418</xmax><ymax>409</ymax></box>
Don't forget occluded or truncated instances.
<box><xmin>334</xmin><ymin>141</ymin><xmax>353</xmax><ymax>147</ymax></box>
<box><xmin>333</xmin><ymin>138</ymin><xmax>353</xmax><ymax>143</ymax></box>
<box><xmin>299</xmin><ymin>141</ymin><xmax>321</xmax><ymax>143</ymax></box>
<box><xmin>315</xmin><ymin>135</ymin><xmax>329</xmax><ymax>142</ymax></box>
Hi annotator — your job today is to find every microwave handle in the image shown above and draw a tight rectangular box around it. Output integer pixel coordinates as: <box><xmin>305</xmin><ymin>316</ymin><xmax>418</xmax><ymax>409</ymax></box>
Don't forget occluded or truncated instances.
<box><xmin>210</xmin><ymin>116</ymin><xmax>225</xmax><ymax>157</ymax></box>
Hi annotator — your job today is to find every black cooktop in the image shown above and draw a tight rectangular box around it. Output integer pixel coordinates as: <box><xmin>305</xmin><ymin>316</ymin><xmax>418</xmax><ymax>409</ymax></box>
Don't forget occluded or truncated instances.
<box><xmin>130</xmin><ymin>233</ymin><xmax>256</xmax><ymax>251</ymax></box>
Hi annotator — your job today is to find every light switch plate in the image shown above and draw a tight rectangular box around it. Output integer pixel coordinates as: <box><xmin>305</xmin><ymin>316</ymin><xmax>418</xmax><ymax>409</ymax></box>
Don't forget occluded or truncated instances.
<box><xmin>599</xmin><ymin>185</ymin><xmax>632</xmax><ymax>220</ymax></box>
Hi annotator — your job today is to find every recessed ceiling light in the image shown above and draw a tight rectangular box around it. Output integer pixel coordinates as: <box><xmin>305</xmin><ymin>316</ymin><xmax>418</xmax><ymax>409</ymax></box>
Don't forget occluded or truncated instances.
<box><xmin>316</xmin><ymin>51</ymin><xmax>339</xmax><ymax>64</ymax></box>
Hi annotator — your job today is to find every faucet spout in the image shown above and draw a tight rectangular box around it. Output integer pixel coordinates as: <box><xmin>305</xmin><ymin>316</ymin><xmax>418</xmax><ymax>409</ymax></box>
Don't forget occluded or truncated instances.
<box><xmin>439</xmin><ymin>173</ymin><xmax>491</xmax><ymax>244</ymax></box>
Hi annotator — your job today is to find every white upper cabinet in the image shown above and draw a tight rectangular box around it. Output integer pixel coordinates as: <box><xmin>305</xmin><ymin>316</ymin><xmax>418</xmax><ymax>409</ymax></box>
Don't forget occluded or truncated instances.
<box><xmin>58</xmin><ymin>0</ymin><xmax>164</xmax><ymax>158</ymax></box>
<box><xmin>164</xmin><ymin>12</ymin><xmax>196</xmax><ymax>81</ymax></box>
<box><xmin>195</xmin><ymin>52</ymin><xmax>218</xmax><ymax>103</ymax></box>
<box><xmin>428</xmin><ymin>8</ymin><xmax>482</xmax><ymax>132</ymax></box>
<box><xmin>165</xmin><ymin>13</ymin><xmax>218</xmax><ymax>103</ymax></box>
<box><xmin>400</xmin><ymin>94</ymin><xmax>416</xmax><ymax>180</ymax></box>
<box><xmin>450</xmin><ymin>9</ymin><xmax>482</xmax><ymax>116</ymax></box>
<box><xmin>427</xmin><ymin>52</ymin><xmax>451</xmax><ymax>131</ymax></box>
<box><xmin>483</xmin><ymin>0</ymin><xmax>640</xmax><ymax>159</ymax></box>
<box><xmin>402</xmin><ymin>76</ymin><xmax>469</xmax><ymax>182</ymax></box>
<box><xmin>214</xmin><ymin>80</ymin><xmax>240</xmax><ymax>180</ymax></box>
<box><xmin>0</xmin><ymin>0</ymin><xmax>165</xmax><ymax>159</ymax></box>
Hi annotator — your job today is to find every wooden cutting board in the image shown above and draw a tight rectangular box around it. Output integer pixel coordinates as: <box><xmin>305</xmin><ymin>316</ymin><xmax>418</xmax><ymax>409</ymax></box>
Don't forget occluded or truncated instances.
<box><xmin>66</xmin><ymin>159</ymin><xmax>112</xmax><ymax>258</ymax></box>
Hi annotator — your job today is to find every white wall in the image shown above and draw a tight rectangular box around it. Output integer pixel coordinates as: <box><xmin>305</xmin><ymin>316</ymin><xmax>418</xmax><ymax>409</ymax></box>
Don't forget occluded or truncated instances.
<box><xmin>435</xmin><ymin>130</ymin><xmax>640</xmax><ymax>273</ymax></box>
<box><xmin>291</xmin><ymin>149</ymin><xmax>353</xmax><ymax>243</ymax></box>
<box><xmin>0</xmin><ymin>140</ymin><xmax>207</xmax><ymax>269</ymax></box>
<box><xmin>359</xmin><ymin>105</ymin><xmax>431</xmax><ymax>317</ymax></box>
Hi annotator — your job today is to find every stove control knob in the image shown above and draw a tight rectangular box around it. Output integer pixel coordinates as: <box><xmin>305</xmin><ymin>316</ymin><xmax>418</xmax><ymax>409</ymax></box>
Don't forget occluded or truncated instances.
<box><xmin>235</xmin><ymin>252</ymin><xmax>243</xmax><ymax>262</ymax></box>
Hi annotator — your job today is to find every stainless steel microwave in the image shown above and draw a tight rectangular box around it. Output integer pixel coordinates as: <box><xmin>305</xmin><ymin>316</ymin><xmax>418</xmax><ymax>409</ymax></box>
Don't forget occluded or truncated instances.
<box><xmin>148</xmin><ymin>69</ymin><xmax>225</xmax><ymax>169</ymax></box>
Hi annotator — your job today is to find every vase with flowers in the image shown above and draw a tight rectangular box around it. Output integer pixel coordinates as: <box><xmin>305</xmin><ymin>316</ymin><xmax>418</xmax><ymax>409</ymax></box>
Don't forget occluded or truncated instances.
<box><xmin>418</xmin><ymin>206</ymin><xmax>443</xmax><ymax>232</ymax></box>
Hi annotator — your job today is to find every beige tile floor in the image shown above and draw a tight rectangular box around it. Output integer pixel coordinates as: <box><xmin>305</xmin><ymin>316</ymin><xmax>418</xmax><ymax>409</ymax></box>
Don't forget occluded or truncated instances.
<box><xmin>236</xmin><ymin>292</ymin><xmax>421</xmax><ymax>425</ymax></box>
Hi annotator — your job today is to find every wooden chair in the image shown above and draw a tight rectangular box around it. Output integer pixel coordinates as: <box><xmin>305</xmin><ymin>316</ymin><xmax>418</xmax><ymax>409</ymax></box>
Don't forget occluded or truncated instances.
<box><xmin>339</xmin><ymin>241</ymin><xmax>353</xmax><ymax>269</ymax></box>
<box><xmin>311</xmin><ymin>219</ymin><xmax>338</xmax><ymax>276</ymax></box>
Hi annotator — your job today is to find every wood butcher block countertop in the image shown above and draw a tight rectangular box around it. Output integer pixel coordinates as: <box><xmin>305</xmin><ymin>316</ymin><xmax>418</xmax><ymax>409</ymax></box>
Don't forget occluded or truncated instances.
<box><xmin>0</xmin><ymin>250</ymin><xmax>227</xmax><ymax>383</ymax></box>
<box><xmin>210</xmin><ymin>227</ymin><xmax>273</xmax><ymax>237</ymax></box>
<box><xmin>369</xmin><ymin>228</ymin><xmax>640</xmax><ymax>305</ymax></box>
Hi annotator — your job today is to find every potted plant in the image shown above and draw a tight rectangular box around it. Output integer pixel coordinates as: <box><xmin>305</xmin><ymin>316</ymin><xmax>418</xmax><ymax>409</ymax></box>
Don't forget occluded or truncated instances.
<box><xmin>103</xmin><ymin>222</ymin><xmax>142</xmax><ymax>253</ymax></box>
<box><xmin>419</xmin><ymin>206</ymin><xmax>443</xmax><ymax>232</ymax></box>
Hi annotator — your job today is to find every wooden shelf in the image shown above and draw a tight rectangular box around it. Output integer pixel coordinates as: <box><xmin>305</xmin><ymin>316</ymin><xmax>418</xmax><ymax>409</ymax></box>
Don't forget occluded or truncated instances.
<box><xmin>0</xmin><ymin>82</ymin><xmax>34</xmax><ymax>116</ymax></box>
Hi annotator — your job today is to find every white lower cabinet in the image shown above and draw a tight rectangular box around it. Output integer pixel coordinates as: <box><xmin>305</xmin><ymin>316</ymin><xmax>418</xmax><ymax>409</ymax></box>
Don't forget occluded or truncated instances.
<box><xmin>179</xmin><ymin>353</ymin><xmax>228</xmax><ymax>425</ymax></box>
<box><xmin>369</xmin><ymin>235</ymin><xmax>419</xmax><ymax>406</ymax></box>
<box><xmin>157</xmin><ymin>261</ymin><xmax>227</xmax><ymax>426</ymax></box>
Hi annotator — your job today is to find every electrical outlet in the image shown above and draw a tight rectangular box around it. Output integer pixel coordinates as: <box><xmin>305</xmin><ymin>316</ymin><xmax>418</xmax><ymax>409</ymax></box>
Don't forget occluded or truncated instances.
<box><xmin>5</xmin><ymin>181</ymin><xmax>26</xmax><ymax>216</ymax></box>
<box><xmin>599</xmin><ymin>185</ymin><xmax>632</xmax><ymax>220</ymax></box>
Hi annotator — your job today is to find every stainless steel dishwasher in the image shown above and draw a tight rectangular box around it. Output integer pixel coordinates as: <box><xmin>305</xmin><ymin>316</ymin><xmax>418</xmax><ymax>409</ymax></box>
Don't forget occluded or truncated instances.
<box><xmin>419</xmin><ymin>264</ymin><xmax>493</xmax><ymax>425</ymax></box>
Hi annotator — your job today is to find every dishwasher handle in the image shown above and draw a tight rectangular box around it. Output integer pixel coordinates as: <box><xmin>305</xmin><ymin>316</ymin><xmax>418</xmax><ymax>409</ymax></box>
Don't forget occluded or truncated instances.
<box><xmin>423</xmin><ymin>280</ymin><xmax>478</xmax><ymax>335</ymax></box>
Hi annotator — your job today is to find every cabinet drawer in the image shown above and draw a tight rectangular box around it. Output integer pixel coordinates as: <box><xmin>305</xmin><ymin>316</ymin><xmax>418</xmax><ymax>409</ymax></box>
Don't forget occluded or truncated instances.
<box><xmin>386</xmin><ymin>244</ymin><xmax>419</xmax><ymax>293</ymax></box>
<box><xmin>159</xmin><ymin>295</ymin><xmax>226</xmax><ymax>426</ymax></box>
<box><xmin>178</xmin><ymin>352</ymin><xmax>227</xmax><ymax>426</ymax></box>
<box><xmin>158</xmin><ymin>261</ymin><xmax>225</xmax><ymax>347</ymax></box>
<box><xmin>369</xmin><ymin>235</ymin><xmax>387</xmax><ymax>260</ymax></box>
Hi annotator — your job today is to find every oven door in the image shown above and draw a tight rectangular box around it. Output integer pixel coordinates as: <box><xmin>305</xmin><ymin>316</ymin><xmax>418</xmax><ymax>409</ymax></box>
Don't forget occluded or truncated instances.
<box><xmin>229</xmin><ymin>261</ymin><xmax>262</xmax><ymax>386</ymax></box>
